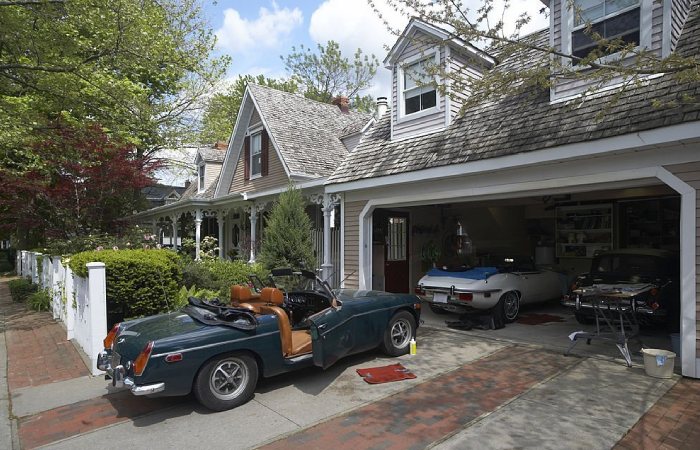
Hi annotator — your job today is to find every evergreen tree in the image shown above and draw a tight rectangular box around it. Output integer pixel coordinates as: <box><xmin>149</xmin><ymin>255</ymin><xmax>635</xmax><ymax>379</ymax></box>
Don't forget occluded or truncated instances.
<box><xmin>258</xmin><ymin>185</ymin><xmax>315</xmax><ymax>271</ymax></box>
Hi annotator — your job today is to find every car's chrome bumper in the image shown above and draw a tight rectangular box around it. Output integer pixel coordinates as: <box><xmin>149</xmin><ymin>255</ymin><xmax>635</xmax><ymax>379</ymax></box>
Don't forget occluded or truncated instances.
<box><xmin>97</xmin><ymin>350</ymin><xmax>165</xmax><ymax>396</ymax></box>
<box><xmin>561</xmin><ymin>297</ymin><xmax>666</xmax><ymax>316</ymax></box>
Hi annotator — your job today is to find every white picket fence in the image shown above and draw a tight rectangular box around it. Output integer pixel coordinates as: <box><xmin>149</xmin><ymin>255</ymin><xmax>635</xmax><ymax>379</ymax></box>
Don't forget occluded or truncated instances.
<box><xmin>16</xmin><ymin>250</ymin><xmax>106</xmax><ymax>376</ymax></box>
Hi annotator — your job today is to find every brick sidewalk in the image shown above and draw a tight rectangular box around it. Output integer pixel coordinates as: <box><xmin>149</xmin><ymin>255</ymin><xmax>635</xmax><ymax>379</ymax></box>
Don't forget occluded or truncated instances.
<box><xmin>261</xmin><ymin>346</ymin><xmax>577</xmax><ymax>450</ymax></box>
<box><xmin>614</xmin><ymin>377</ymin><xmax>700</xmax><ymax>450</ymax></box>
<box><xmin>0</xmin><ymin>279</ymin><xmax>89</xmax><ymax>389</ymax></box>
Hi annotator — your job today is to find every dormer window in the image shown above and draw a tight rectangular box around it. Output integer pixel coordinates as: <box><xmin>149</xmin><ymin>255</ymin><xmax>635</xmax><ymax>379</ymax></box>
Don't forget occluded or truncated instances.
<box><xmin>398</xmin><ymin>49</ymin><xmax>440</xmax><ymax>120</ymax></box>
<box><xmin>250</xmin><ymin>131</ymin><xmax>262</xmax><ymax>178</ymax></box>
<box><xmin>197</xmin><ymin>162</ymin><xmax>205</xmax><ymax>192</ymax></box>
<box><xmin>572</xmin><ymin>0</ymin><xmax>640</xmax><ymax>61</ymax></box>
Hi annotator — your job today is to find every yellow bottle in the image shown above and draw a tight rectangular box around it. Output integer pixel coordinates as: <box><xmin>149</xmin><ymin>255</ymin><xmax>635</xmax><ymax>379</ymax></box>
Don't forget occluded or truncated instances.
<box><xmin>409</xmin><ymin>338</ymin><xmax>417</xmax><ymax>355</ymax></box>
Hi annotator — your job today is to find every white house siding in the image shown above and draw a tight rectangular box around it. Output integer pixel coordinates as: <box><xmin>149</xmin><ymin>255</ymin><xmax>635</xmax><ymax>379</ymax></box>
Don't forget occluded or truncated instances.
<box><xmin>229</xmin><ymin>139</ymin><xmax>288</xmax><ymax>194</ymax></box>
<box><xmin>391</xmin><ymin>31</ymin><xmax>447</xmax><ymax>140</ymax></box>
<box><xmin>672</xmin><ymin>0</ymin><xmax>692</xmax><ymax>49</ymax></box>
<box><xmin>343</xmin><ymin>199</ymin><xmax>367</xmax><ymax>289</ymax></box>
<box><xmin>553</xmin><ymin>0</ymin><xmax>562</xmax><ymax>51</ymax></box>
<box><xmin>448</xmin><ymin>50</ymin><xmax>483</xmax><ymax>119</ymax></box>
<box><xmin>664</xmin><ymin>161</ymin><xmax>700</xmax><ymax>355</ymax></box>
<box><xmin>552</xmin><ymin>0</ymin><xmax>665</xmax><ymax>100</ymax></box>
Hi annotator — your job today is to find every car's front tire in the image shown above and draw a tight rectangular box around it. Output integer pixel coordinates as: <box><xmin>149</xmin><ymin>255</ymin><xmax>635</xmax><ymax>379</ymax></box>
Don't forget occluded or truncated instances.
<box><xmin>381</xmin><ymin>311</ymin><xmax>416</xmax><ymax>357</ymax></box>
<box><xmin>501</xmin><ymin>291</ymin><xmax>520</xmax><ymax>323</ymax></box>
<box><xmin>193</xmin><ymin>353</ymin><xmax>258</xmax><ymax>411</ymax></box>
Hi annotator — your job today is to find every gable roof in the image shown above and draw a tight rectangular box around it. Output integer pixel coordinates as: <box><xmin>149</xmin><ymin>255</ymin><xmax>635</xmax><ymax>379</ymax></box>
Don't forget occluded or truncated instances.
<box><xmin>328</xmin><ymin>2</ymin><xmax>700</xmax><ymax>185</ymax></box>
<box><xmin>246</xmin><ymin>84</ymin><xmax>373</xmax><ymax>179</ymax></box>
<box><xmin>384</xmin><ymin>17</ymin><xmax>495</xmax><ymax>68</ymax></box>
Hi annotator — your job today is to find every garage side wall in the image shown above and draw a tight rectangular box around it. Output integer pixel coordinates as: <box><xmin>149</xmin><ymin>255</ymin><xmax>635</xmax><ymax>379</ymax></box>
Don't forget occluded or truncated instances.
<box><xmin>343</xmin><ymin>200</ymin><xmax>368</xmax><ymax>289</ymax></box>
<box><xmin>664</xmin><ymin>162</ymin><xmax>700</xmax><ymax>355</ymax></box>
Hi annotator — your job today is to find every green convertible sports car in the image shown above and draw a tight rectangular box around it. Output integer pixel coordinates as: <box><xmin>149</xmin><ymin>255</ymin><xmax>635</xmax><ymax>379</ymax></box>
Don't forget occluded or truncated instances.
<box><xmin>97</xmin><ymin>269</ymin><xmax>421</xmax><ymax>411</ymax></box>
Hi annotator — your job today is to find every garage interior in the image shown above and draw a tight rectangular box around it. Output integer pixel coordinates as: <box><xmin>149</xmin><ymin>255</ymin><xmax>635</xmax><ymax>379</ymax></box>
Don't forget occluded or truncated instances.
<box><xmin>370</xmin><ymin>184</ymin><xmax>681</xmax><ymax>362</ymax></box>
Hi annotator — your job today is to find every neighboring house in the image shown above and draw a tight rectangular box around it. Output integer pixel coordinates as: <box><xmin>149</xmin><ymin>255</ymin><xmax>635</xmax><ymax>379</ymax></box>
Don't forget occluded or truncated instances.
<box><xmin>133</xmin><ymin>0</ymin><xmax>700</xmax><ymax>378</ymax></box>
<box><xmin>134</xmin><ymin>85</ymin><xmax>373</xmax><ymax>283</ymax></box>
<box><xmin>141</xmin><ymin>184</ymin><xmax>188</xmax><ymax>209</ymax></box>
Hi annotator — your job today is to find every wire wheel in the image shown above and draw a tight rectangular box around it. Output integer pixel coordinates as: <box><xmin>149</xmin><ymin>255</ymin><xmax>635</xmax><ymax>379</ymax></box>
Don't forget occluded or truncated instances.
<box><xmin>502</xmin><ymin>292</ymin><xmax>520</xmax><ymax>322</ymax></box>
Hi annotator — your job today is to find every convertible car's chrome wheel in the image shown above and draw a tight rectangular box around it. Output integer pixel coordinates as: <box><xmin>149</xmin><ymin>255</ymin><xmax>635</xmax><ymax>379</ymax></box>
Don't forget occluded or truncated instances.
<box><xmin>194</xmin><ymin>353</ymin><xmax>258</xmax><ymax>411</ymax></box>
<box><xmin>210</xmin><ymin>358</ymin><xmax>248</xmax><ymax>400</ymax></box>
<box><xmin>381</xmin><ymin>311</ymin><xmax>416</xmax><ymax>357</ymax></box>
<box><xmin>501</xmin><ymin>292</ymin><xmax>520</xmax><ymax>323</ymax></box>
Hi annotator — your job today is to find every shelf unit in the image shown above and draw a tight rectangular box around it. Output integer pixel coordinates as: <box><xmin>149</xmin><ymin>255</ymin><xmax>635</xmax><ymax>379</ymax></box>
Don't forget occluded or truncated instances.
<box><xmin>556</xmin><ymin>204</ymin><xmax>613</xmax><ymax>258</ymax></box>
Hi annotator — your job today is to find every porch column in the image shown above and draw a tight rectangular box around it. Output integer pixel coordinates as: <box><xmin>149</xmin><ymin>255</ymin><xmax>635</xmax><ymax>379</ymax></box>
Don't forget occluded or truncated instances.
<box><xmin>217</xmin><ymin>209</ymin><xmax>227</xmax><ymax>259</ymax></box>
<box><xmin>171</xmin><ymin>213</ymin><xmax>181</xmax><ymax>250</ymax></box>
<box><xmin>245</xmin><ymin>203</ymin><xmax>266</xmax><ymax>263</ymax></box>
<box><xmin>321</xmin><ymin>194</ymin><xmax>341</xmax><ymax>282</ymax></box>
<box><xmin>194</xmin><ymin>209</ymin><xmax>203</xmax><ymax>261</ymax></box>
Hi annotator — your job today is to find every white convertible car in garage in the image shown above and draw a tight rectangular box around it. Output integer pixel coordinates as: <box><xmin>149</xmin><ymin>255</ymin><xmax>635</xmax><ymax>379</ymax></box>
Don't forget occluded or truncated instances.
<box><xmin>415</xmin><ymin>257</ymin><xmax>566</xmax><ymax>322</ymax></box>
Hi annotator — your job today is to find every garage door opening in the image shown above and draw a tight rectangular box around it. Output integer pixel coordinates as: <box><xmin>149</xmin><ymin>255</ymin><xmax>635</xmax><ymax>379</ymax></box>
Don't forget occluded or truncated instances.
<box><xmin>371</xmin><ymin>184</ymin><xmax>682</xmax><ymax>361</ymax></box>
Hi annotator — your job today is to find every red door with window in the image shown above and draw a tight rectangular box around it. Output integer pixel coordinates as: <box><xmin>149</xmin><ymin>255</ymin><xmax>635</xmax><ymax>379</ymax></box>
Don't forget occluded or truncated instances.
<box><xmin>384</xmin><ymin>213</ymin><xmax>409</xmax><ymax>293</ymax></box>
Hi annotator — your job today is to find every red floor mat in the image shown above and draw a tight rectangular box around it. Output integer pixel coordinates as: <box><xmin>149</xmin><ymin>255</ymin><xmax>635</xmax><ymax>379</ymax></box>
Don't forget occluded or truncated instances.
<box><xmin>356</xmin><ymin>363</ymin><xmax>416</xmax><ymax>384</ymax></box>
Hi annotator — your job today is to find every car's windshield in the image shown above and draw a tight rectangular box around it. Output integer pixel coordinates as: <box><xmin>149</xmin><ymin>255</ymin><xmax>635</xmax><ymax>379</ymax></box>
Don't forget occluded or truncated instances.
<box><xmin>591</xmin><ymin>254</ymin><xmax>661</xmax><ymax>282</ymax></box>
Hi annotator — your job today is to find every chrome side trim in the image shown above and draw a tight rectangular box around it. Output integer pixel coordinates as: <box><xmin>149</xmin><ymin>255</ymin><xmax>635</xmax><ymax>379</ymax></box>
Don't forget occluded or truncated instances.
<box><xmin>150</xmin><ymin>330</ymin><xmax>279</xmax><ymax>358</ymax></box>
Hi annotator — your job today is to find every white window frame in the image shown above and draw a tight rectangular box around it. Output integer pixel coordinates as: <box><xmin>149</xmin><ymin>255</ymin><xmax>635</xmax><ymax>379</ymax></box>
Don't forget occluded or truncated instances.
<box><xmin>564</xmin><ymin>0</ymin><xmax>651</xmax><ymax>68</ymax></box>
<box><xmin>197</xmin><ymin>162</ymin><xmax>205</xmax><ymax>192</ymax></box>
<box><xmin>397</xmin><ymin>48</ymin><xmax>441</xmax><ymax>122</ymax></box>
<box><xmin>247</xmin><ymin>124</ymin><xmax>263</xmax><ymax>180</ymax></box>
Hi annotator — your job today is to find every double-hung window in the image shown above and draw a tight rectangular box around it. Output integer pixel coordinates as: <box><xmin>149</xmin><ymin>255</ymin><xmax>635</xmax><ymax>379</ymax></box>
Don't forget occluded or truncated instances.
<box><xmin>197</xmin><ymin>163</ymin><xmax>205</xmax><ymax>192</ymax></box>
<box><xmin>572</xmin><ymin>0</ymin><xmax>640</xmax><ymax>61</ymax></box>
<box><xmin>402</xmin><ymin>57</ymin><xmax>437</xmax><ymax>116</ymax></box>
<box><xmin>250</xmin><ymin>131</ymin><xmax>262</xmax><ymax>178</ymax></box>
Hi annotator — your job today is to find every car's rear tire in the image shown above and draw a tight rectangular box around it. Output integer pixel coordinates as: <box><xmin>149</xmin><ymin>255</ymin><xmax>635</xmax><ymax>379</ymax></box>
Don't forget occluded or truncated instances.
<box><xmin>501</xmin><ymin>291</ymin><xmax>520</xmax><ymax>323</ymax></box>
<box><xmin>193</xmin><ymin>353</ymin><xmax>258</xmax><ymax>411</ymax></box>
<box><xmin>381</xmin><ymin>311</ymin><xmax>416</xmax><ymax>357</ymax></box>
<box><xmin>429</xmin><ymin>303</ymin><xmax>448</xmax><ymax>314</ymax></box>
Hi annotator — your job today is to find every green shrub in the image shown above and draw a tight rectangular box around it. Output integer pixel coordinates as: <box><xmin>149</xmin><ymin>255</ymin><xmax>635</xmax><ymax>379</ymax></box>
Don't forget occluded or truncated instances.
<box><xmin>258</xmin><ymin>184</ymin><xmax>315</xmax><ymax>270</ymax></box>
<box><xmin>68</xmin><ymin>249</ymin><xmax>182</xmax><ymax>318</ymax></box>
<box><xmin>8</xmin><ymin>278</ymin><xmax>38</xmax><ymax>302</ymax></box>
<box><xmin>182</xmin><ymin>259</ymin><xmax>268</xmax><ymax>300</ymax></box>
<box><xmin>174</xmin><ymin>285</ymin><xmax>220</xmax><ymax>309</ymax></box>
<box><xmin>27</xmin><ymin>289</ymin><xmax>51</xmax><ymax>311</ymax></box>
<box><xmin>0</xmin><ymin>249</ymin><xmax>15</xmax><ymax>272</ymax></box>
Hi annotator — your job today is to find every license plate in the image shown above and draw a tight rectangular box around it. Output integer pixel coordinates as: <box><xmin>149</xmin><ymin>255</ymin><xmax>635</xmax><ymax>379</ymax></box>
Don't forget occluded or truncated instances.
<box><xmin>433</xmin><ymin>292</ymin><xmax>448</xmax><ymax>303</ymax></box>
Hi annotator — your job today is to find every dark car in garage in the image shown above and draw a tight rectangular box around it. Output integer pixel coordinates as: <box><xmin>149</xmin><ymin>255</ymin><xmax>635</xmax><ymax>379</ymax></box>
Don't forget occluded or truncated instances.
<box><xmin>562</xmin><ymin>249</ymin><xmax>679</xmax><ymax>328</ymax></box>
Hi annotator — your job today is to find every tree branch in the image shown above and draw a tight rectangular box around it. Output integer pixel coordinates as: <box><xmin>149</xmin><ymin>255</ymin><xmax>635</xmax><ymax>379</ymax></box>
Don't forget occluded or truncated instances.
<box><xmin>0</xmin><ymin>0</ymin><xmax>64</xmax><ymax>6</ymax></box>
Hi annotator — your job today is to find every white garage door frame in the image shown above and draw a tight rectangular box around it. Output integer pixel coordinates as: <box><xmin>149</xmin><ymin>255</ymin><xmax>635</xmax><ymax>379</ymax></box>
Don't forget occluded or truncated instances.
<box><xmin>354</xmin><ymin>165</ymin><xmax>697</xmax><ymax>378</ymax></box>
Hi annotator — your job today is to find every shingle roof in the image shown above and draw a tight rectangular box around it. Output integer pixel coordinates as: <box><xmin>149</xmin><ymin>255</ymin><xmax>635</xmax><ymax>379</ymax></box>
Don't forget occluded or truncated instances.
<box><xmin>198</xmin><ymin>146</ymin><xmax>226</xmax><ymax>163</ymax></box>
<box><xmin>248</xmin><ymin>84</ymin><xmax>373</xmax><ymax>178</ymax></box>
<box><xmin>328</xmin><ymin>2</ymin><xmax>700</xmax><ymax>185</ymax></box>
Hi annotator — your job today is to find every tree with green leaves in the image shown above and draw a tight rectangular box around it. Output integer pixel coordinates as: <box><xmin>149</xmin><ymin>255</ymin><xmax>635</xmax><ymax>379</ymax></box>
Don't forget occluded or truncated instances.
<box><xmin>0</xmin><ymin>0</ymin><xmax>228</xmax><ymax>176</ymax></box>
<box><xmin>198</xmin><ymin>75</ymin><xmax>298</xmax><ymax>144</ymax></box>
<box><xmin>257</xmin><ymin>185</ymin><xmax>315</xmax><ymax>271</ymax></box>
<box><xmin>282</xmin><ymin>40</ymin><xmax>379</xmax><ymax>113</ymax></box>
<box><xmin>372</xmin><ymin>0</ymin><xmax>699</xmax><ymax>108</ymax></box>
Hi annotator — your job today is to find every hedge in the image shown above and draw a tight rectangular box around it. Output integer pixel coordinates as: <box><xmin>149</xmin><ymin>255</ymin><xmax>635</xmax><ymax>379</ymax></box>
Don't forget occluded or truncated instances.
<box><xmin>8</xmin><ymin>278</ymin><xmax>37</xmax><ymax>302</ymax></box>
<box><xmin>182</xmin><ymin>259</ymin><xmax>269</xmax><ymax>301</ymax></box>
<box><xmin>69</xmin><ymin>249</ymin><xmax>182</xmax><ymax>319</ymax></box>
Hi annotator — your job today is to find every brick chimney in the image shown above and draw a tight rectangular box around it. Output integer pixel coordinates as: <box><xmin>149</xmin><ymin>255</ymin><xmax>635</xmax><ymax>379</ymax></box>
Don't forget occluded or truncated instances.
<box><xmin>331</xmin><ymin>96</ymin><xmax>350</xmax><ymax>114</ymax></box>
<box><xmin>214</xmin><ymin>140</ymin><xmax>228</xmax><ymax>150</ymax></box>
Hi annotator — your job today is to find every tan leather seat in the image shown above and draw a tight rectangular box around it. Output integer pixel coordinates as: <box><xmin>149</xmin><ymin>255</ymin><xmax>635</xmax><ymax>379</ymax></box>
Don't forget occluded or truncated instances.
<box><xmin>237</xmin><ymin>302</ymin><xmax>261</xmax><ymax>314</ymax></box>
<box><xmin>230</xmin><ymin>285</ymin><xmax>261</xmax><ymax>304</ymax></box>
<box><xmin>257</xmin><ymin>287</ymin><xmax>311</xmax><ymax>357</ymax></box>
